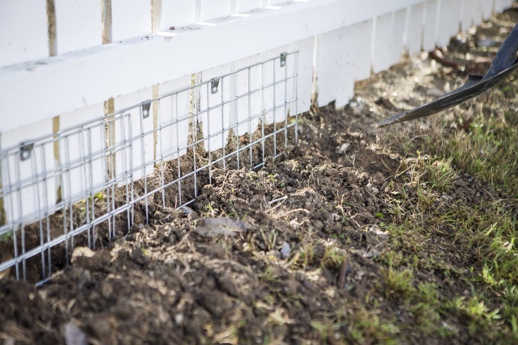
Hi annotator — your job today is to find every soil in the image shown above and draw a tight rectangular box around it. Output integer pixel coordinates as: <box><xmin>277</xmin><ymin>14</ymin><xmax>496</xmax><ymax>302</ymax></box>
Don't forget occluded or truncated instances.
<box><xmin>2</xmin><ymin>6</ymin><xmax>518</xmax><ymax>345</ymax></box>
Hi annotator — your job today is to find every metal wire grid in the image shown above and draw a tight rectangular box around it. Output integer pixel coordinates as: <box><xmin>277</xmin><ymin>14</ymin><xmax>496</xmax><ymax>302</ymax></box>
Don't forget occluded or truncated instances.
<box><xmin>0</xmin><ymin>51</ymin><xmax>299</xmax><ymax>285</ymax></box>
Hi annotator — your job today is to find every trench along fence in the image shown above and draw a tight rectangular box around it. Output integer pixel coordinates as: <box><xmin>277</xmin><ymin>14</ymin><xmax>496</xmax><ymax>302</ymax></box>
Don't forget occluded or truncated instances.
<box><xmin>0</xmin><ymin>0</ymin><xmax>515</xmax><ymax>284</ymax></box>
<box><xmin>0</xmin><ymin>52</ymin><xmax>298</xmax><ymax>284</ymax></box>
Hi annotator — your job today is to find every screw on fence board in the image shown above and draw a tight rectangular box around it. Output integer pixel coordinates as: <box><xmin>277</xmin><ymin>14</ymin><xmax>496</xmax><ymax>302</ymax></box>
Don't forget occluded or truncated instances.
<box><xmin>211</xmin><ymin>78</ymin><xmax>220</xmax><ymax>94</ymax></box>
<box><xmin>141</xmin><ymin>100</ymin><xmax>152</xmax><ymax>118</ymax></box>
<box><xmin>20</xmin><ymin>142</ymin><xmax>34</xmax><ymax>161</ymax></box>
<box><xmin>280</xmin><ymin>52</ymin><xmax>287</xmax><ymax>67</ymax></box>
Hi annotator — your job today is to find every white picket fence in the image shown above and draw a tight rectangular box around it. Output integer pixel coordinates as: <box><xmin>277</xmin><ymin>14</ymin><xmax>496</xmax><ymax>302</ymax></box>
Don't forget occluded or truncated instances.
<box><xmin>0</xmin><ymin>0</ymin><xmax>515</xmax><ymax>282</ymax></box>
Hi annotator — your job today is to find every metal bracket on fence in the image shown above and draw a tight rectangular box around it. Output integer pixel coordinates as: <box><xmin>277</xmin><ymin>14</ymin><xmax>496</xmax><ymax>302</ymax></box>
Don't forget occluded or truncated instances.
<box><xmin>141</xmin><ymin>100</ymin><xmax>152</xmax><ymax>119</ymax></box>
<box><xmin>280</xmin><ymin>52</ymin><xmax>287</xmax><ymax>67</ymax></box>
<box><xmin>211</xmin><ymin>78</ymin><xmax>220</xmax><ymax>94</ymax></box>
<box><xmin>20</xmin><ymin>142</ymin><xmax>34</xmax><ymax>161</ymax></box>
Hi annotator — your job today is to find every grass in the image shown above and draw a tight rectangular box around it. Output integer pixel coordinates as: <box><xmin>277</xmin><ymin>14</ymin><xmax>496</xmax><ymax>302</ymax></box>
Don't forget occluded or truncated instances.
<box><xmin>253</xmin><ymin>77</ymin><xmax>518</xmax><ymax>344</ymax></box>
<box><xmin>371</xmin><ymin>79</ymin><xmax>518</xmax><ymax>342</ymax></box>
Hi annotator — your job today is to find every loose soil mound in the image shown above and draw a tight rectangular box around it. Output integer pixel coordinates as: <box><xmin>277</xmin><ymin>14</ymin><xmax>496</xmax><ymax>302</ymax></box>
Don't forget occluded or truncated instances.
<box><xmin>2</xmin><ymin>6</ymin><xmax>518</xmax><ymax>345</ymax></box>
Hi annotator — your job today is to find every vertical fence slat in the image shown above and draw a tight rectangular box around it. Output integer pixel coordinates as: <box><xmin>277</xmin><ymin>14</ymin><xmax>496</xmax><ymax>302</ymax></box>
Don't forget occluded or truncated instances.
<box><xmin>0</xmin><ymin>0</ymin><xmax>49</xmax><ymax>68</ymax></box>
<box><xmin>423</xmin><ymin>0</ymin><xmax>440</xmax><ymax>51</ymax></box>
<box><xmin>461</xmin><ymin>0</ymin><xmax>474</xmax><ymax>31</ymax></box>
<box><xmin>54</xmin><ymin>0</ymin><xmax>102</xmax><ymax>54</ymax></box>
<box><xmin>113</xmin><ymin>88</ymin><xmax>155</xmax><ymax>184</ymax></box>
<box><xmin>200</xmin><ymin>0</ymin><xmax>231</xmax><ymax>22</ymax></box>
<box><xmin>292</xmin><ymin>37</ymin><xmax>316</xmax><ymax>115</ymax></box>
<box><xmin>390</xmin><ymin>9</ymin><xmax>407</xmax><ymax>66</ymax></box>
<box><xmin>160</xmin><ymin>0</ymin><xmax>196</xmax><ymax>30</ymax></box>
<box><xmin>111</xmin><ymin>0</ymin><xmax>152</xmax><ymax>41</ymax></box>
<box><xmin>406</xmin><ymin>3</ymin><xmax>424</xmax><ymax>56</ymax></box>
<box><xmin>437</xmin><ymin>0</ymin><xmax>461</xmax><ymax>48</ymax></box>
<box><xmin>234</xmin><ymin>55</ymin><xmax>262</xmax><ymax>136</ymax></box>
<box><xmin>494</xmin><ymin>0</ymin><xmax>515</xmax><ymax>13</ymax></box>
<box><xmin>200</xmin><ymin>64</ymin><xmax>232</xmax><ymax>152</ymax></box>
<box><xmin>472</xmin><ymin>0</ymin><xmax>484</xmax><ymax>26</ymax></box>
<box><xmin>317</xmin><ymin>21</ymin><xmax>374</xmax><ymax>108</ymax></box>
<box><xmin>1</xmin><ymin>119</ymin><xmax>55</xmax><ymax>224</ymax></box>
<box><xmin>482</xmin><ymin>0</ymin><xmax>495</xmax><ymax>20</ymax></box>
<box><xmin>236</xmin><ymin>0</ymin><xmax>263</xmax><ymax>13</ymax></box>
<box><xmin>156</xmin><ymin>76</ymin><xmax>191</xmax><ymax>161</ymax></box>
<box><xmin>58</xmin><ymin>104</ymin><xmax>106</xmax><ymax>202</ymax></box>
<box><xmin>372</xmin><ymin>12</ymin><xmax>393</xmax><ymax>74</ymax></box>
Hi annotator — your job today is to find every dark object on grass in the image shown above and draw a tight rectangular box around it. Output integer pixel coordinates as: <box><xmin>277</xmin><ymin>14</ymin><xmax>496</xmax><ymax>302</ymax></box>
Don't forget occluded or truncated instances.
<box><xmin>377</xmin><ymin>24</ymin><xmax>518</xmax><ymax>127</ymax></box>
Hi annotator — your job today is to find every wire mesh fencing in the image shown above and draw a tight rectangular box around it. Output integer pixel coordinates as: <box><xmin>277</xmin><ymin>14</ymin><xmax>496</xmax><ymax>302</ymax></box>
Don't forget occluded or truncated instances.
<box><xmin>0</xmin><ymin>51</ymin><xmax>299</xmax><ymax>285</ymax></box>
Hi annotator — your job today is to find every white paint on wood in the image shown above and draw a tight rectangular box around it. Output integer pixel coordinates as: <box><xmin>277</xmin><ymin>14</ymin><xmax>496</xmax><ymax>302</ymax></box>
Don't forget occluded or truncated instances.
<box><xmin>156</xmin><ymin>76</ymin><xmax>191</xmax><ymax>160</ymax></box>
<box><xmin>318</xmin><ymin>19</ymin><xmax>373</xmax><ymax>108</ymax></box>
<box><xmin>406</xmin><ymin>3</ymin><xmax>424</xmax><ymax>56</ymax></box>
<box><xmin>111</xmin><ymin>0</ymin><xmax>152</xmax><ymax>42</ymax></box>
<box><xmin>1</xmin><ymin>119</ymin><xmax>55</xmax><ymax>224</ymax></box>
<box><xmin>347</xmin><ymin>20</ymin><xmax>374</xmax><ymax>82</ymax></box>
<box><xmin>482</xmin><ymin>0</ymin><xmax>495</xmax><ymax>20</ymax></box>
<box><xmin>372</xmin><ymin>12</ymin><xmax>394</xmax><ymax>73</ymax></box>
<box><xmin>268</xmin><ymin>0</ymin><xmax>290</xmax><ymax>5</ymax></box>
<box><xmin>54</xmin><ymin>0</ymin><xmax>103</xmax><ymax>55</ymax></box>
<box><xmin>423</xmin><ymin>0</ymin><xmax>439</xmax><ymax>51</ymax></box>
<box><xmin>0</xmin><ymin>0</ymin><xmax>49</xmax><ymax>68</ymax></box>
<box><xmin>317</xmin><ymin>27</ymin><xmax>351</xmax><ymax>107</ymax></box>
<box><xmin>261</xmin><ymin>46</ymin><xmax>297</xmax><ymax>124</ymax></box>
<box><xmin>199</xmin><ymin>64</ymin><xmax>232</xmax><ymax>152</ymax></box>
<box><xmin>476</xmin><ymin>0</ymin><xmax>488</xmax><ymax>26</ymax></box>
<box><xmin>292</xmin><ymin>37</ymin><xmax>316</xmax><ymax>115</ymax></box>
<box><xmin>236</xmin><ymin>0</ymin><xmax>263</xmax><ymax>13</ymax></box>
<box><xmin>494</xmin><ymin>0</ymin><xmax>515</xmax><ymax>13</ymax></box>
<box><xmin>0</xmin><ymin>0</ymin><xmax>432</xmax><ymax>133</ymax></box>
<box><xmin>113</xmin><ymin>88</ymin><xmax>155</xmax><ymax>184</ymax></box>
<box><xmin>200</xmin><ymin>0</ymin><xmax>231</xmax><ymax>21</ymax></box>
<box><xmin>437</xmin><ymin>0</ymin><xmax>461</xmax><ymax>48</ymax></box>
<box><xmin>234</xmin><ymin>55</ymin><xmax>263</xmax><ymax>136</ymax></box>
<box><xmin>390</xmin><ymin>9</ymin><xmax>407</xmax><ymax>66</ymax></box>
<box><xmin>58</xmin><ymin>103</ymin><xmax>106</xmax><ymax>203</ymax></box>
<box><xmin>460</xmin><ymin>0</ymin><xmax>473</xmax><ymax>31</ymax></box>
<box><xmin>160</xmin><ymin>0</ymin><xmax>196</xmax><ymax>30</ymax></box>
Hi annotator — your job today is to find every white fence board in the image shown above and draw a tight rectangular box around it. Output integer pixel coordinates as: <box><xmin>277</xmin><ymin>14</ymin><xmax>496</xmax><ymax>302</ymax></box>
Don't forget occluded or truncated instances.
<box><xmin>0</xmin><ymin>0</ymin><xmax>49</xmax><ymax>68</ymax></box>
<box><xmin>494</xmin><ymin>0</ymin><xmax>515</xmax><ymax>12</ymax></box>
<box><xmin>423</xmin><ymin>0</ymin><xmax>439</xmax><ymax>51</ymax></box>
<box><xmin>200</xmin><ymin>64</ymin><xmax>232</xmax><ymax>152</ymax></box>
<box><xmin>1</xmin><ymin>119</ymin><xmax>55</xmax><ymax>224</ymax></box>
<box><xmin>54</xmin><ymin>0</ymin><xmax>102</xmax><ymax>54</ymax></box>
<box><xmin>111</xmin><ymin>0</ymin><xmax>152</xmax><ymax>42</ymax></box>
<box><xmin>200</xmin><ymin>0</ymin><xmax>231</xmax><ymax>21</ymax></box>
<box><xmin>157</xmin><ymin>76</ymin><xmax>191</xmax><ymax>161</ymax></box>
<box><xmin>293</xmin><ymin>37</ymin><xmax>317</xmax><ymax>115</ymax></box>
<box><xmin>318</xmin><ymin>28</ymin><xmax>353</xmax><ymax>108</ymax></box>
<box><xmin>236</xmin><ymin>0</ymin><xmax>263</xmax><ymax>13</ymax></box>
<box><xmin>460</xmin><ymin>0</ymin><xmax>474</xmax><ymax>31</ymax></box>
<box><xmin>268</xmin><ymin>0</ymin><xmax>290</xmax><ymax>5</ymax></box>
<box><xmin>0</xmin><ymin>0</ymin><xmax>507</xmax><ymax>233</ymax></box>
<box><xmin>482</xmin><ymin>0</ymin><xmax>495</xmax><ymax>20</ymax></box>
<box><xmin>391</xmin><ymin>9</ymin><xmax>407</xmax><ymax>66</ymax></box>
<box><xmin>113</xmin><ymin>88</ymin><xmax>155</xmax><ymax>183</ymax></box>
<box><xmin>160</xmin><ymin>0</ymin><xmax>196</xmax><ymax>30</ymax></box>
<box><xmin>58</xmin><ymin>104</ymin><xmax>106</xmax><ymax>203</ymax></box>
<box><xmin>317</xmin><ymin>19</ymin><xmax>374</xmax><ymax>108</ymax></box>
<box><xmin>261</xmin><ymin>47</ymin><xmax>293</xmax><ymax>124</ymax></box>
<box><xmin>437</xmin><ymin>0</ymin><xmax>461</xmax><ymax>47</ymax></box>
<box><xmin>406</xmin><ymin>3</ymin><xmax>424</xmax><ymax>56</ymax></box>
<box><xmin>234</xmin><ymin>55</ymin><xmax>263</xmax><ymax>136</ymax></box>
<box><xmin>0</xmin><ymin>0</ymin><xmax>432</xmax><ymax>133</ymax></box>
<box><xmin>372</xmin><ymin>13</ymin><xmax>394</xmax><ymax>74</ymax></box>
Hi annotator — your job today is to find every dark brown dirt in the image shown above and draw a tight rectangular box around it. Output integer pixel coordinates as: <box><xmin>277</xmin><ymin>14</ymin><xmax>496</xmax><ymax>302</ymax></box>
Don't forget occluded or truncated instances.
<box><xmin>2</xmin><ymin>6</ymin><xmax>518</xmax><ymax>345</ymax></box>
